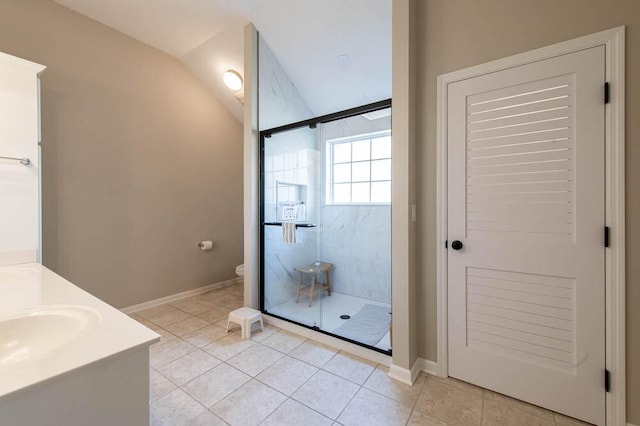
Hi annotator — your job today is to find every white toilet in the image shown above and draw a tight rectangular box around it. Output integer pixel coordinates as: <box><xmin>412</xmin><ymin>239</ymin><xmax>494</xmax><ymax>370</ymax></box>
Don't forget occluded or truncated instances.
<box><xmin>235</xmin><ymin>264</ymin><xmax>244</xmax><ymax>278</ymax></box>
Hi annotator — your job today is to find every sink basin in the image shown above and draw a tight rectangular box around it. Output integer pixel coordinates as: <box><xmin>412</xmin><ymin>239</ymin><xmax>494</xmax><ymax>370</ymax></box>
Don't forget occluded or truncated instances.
<box><xmin>0</xmin><ymin>305</ymin><xmax>101</xmax><ymax>372</ymax></box>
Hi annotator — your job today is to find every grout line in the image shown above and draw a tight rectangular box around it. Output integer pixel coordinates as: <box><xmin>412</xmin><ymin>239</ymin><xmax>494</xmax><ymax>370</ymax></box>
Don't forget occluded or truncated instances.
<box><xmin>149</xmin><ymin>385</ymin><xmax>211</xmax><ymax>424</ymax></box>
<box><xmin>405</xmin><ymin>409</ymin><xmax>413</xmax><ymax>426</ymax></box>
<box><xmin>149</xmin><ymin>368</ymin><xmax>178</xmax><ymax>402</ymax></box>
<box><xmin>152</xmin><ymin>342</ymin><xmax>222</xmax><ymax>386</ymax></box>
<box><xmin>256</xmin><ymin>394</ymin><xmax>288</xmax><ymax>425</ymax></box>
<box><xmin>252</xmin><ymin>333</ymin><xmax>323</xmax><ymax>371</ymax></box>
<box><xmin>413</xmin><ymin>383</ymin><xmax>427</xmax><ymax>412</ymax></box>
<box><xmin>318</xmin><ymin>351</ymin><xmax>378</xmax><ymax>387</ymax></box>
<box><xmin>360</xmin><ymin>359</ymin><xmax>378</xmax><ymax>383</ymax></box>
<box><xmin>285</xmin><ymin>368</ymin><xmax>330</xmax><ymax>416</ymax></box>
<box><xmin>281</xmin><ymin>397</ymin><xmax>334</xmax><ymax>424</ymax></box>
<box><xmin>361</xmin><ymin>365</ymin><xmax>423</xmax><ymax>418</ymax></box>
<box><xmin>193</xmin><ymin>399</ymin><xmax>211</xmax><ymax>423</ymax></box>
<box><xmin>222</xmin><ymin>377</ymin><xmax>288</xmax><ymax>424</ymax></box>
<box><xmin>291</xmin><ymin>363</ymin><xmax>321</xmax><ymax>393</ymax></box>
<box><xmin>249</xmin><ymin>350</ymin><xmax>318</xmax><ymax>393</ymax></box>
<box><xmin>248</xmin><ymin>362</ymin><xmax>335</xmax><ymax>422</ymax></box>
<box><xmin>259</xmin><ymin>330</ymin><xmax>308</xmax><ymax>356</ymax></box>
<box><xmin>205</xmin><ymin>410</ymin><xmax>230</xmax><ymax>426</ymax></box>
<box><xmin>333</xmin><ymin>382</ymin><xmax>363</xmax><ymax>422</ymax></box>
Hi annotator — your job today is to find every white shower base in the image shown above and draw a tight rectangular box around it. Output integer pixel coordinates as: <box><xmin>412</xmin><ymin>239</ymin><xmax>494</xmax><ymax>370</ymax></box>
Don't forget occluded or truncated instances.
<box><xmin>268</xmin><ymin>292</ymin><xmax>391</xmax><ymax>351</ymax></box>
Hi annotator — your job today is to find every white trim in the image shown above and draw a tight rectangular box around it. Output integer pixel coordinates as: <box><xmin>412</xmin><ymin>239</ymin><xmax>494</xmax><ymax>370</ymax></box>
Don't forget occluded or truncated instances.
<box><xmin>37</xmin><ymin>77</ymin><xmax>43</xmax><ymax>264</ymax></box>
<box><xmin>388</xmin><ymin>363</ymin><xmax>413</xmax><ymax>385</ymax></box>
<box><xmin>264</xmin><ymin>315</ymin><xmax>391</xmax><ymax>366</ymax></box>
<box><xmin>243</xmin><ymin>23</ymin><xmax>260</xmax><ymax>310</ymax></box>
<box><xmin>436</xmin><ymin>27</ymin><xmax>626</xmax><ymax>426</ymax></box>
<box><xmin>415</xmin><ymin>358</ymin><xmax>439</xmax><ymax>377</ymax></box>
<box><xmin>0</xmin><ymin>51</ymin><xmax>45</xmax><ymax>74</ymax></box>
<box><xmin>120</xmin><ymin>278</ymin><xmax>242</xmax><ymax>314</ymax></box>
<box><xmin>0</xmin><ymin>249</ymin><xmax>38</xmax><ymax>267</ymax></box>
<box><xmin>390</xmin><ymin>0</ymin><xmax>414</xmax><ymax>379</ymax></box>
<box><xmin>389</xmin><ymin>357</ymin><xmax>438</xmax><ymax>385</ymax></box>
<box><xmin>410</xmin><ymin>359</ymin><xmax>423</xmax><ymax>382</ymax></box>
<box><xmin>435</xmin><ymin>27</ymin><xmax>624</xmax><ymax>83</ymax></box>
<box><xmin>436</xmin><ymin>64</ymin><xmax>449</xmax><ymax>378</ymax></box>
<box><xmin>603</xmin><ymin>27</ymin><xmax>626</xmax><ymax>426</ymax></box>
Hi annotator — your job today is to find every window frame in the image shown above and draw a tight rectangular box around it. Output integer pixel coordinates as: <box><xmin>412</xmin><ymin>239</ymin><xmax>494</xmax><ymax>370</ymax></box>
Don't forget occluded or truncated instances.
<box><xmin>325</xmin><ymin>130</ymin><xmax>392</xmax><ymax>205</ymax></box>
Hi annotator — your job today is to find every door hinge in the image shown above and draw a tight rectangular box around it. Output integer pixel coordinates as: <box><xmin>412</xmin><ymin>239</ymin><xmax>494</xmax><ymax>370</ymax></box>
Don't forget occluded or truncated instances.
<box><xmin>445</xmin><ymin>240</ymin><xmax>448</xmax><ymax>249</ymax></box>
<box><xmin>605</xmin><ymin>369</ymin><xmax>611</xmax><ymax>392</ymax></box>
<box><xmin>604</xmin><ymin>226</ymin><xmax>610</xmax><ymax>248</ymax></box>
<box><xmin>604</xmin><ymin>82</ymin><xmax>610</xmax><ymax>104</ymax></box>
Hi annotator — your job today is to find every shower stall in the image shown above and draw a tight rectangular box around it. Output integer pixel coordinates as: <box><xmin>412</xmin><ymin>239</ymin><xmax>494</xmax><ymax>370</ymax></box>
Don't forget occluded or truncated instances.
<box><xmin>260</xmin><ymin>101</ymin><xmax>392</xmax><ymax>354</ymax></box>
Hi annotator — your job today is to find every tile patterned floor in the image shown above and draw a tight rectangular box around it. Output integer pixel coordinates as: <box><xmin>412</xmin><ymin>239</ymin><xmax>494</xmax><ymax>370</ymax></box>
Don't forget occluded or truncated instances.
<box><xmin>130</xmin><ymin>282</ymin><xmax>592</xmax><ymax>426</ymax></box>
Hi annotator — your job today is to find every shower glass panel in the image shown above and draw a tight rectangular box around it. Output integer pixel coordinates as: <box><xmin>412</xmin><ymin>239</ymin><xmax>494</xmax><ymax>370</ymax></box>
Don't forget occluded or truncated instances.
<box><xmin>261</xmin><ymin>105</ymin><xmax>392</xmax><ymax>354</ymax></box>
<box><xmin>262</xmin><ymin>126</ymin><xmax>322</xmax><ymax>328</ymax></box>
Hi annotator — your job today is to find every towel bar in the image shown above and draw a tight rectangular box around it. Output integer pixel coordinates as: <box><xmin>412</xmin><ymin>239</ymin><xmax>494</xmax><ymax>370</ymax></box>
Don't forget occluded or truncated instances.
<box><xmin>0</xmin><ymin>156</ymin><xmax>31</xmax><ymax>165</ymax></box>
<box><xmin>263</xmin><ymin>222</ymin><xmax>316</xmax><ymax>228</ymax></box>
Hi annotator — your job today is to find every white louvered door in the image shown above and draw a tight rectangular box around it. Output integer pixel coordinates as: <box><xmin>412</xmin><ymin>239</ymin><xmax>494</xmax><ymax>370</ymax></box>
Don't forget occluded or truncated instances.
<box><xmin>447</xmin><ymin>46</ymin><xmax>605</xmax><ymax>425</ymax></box>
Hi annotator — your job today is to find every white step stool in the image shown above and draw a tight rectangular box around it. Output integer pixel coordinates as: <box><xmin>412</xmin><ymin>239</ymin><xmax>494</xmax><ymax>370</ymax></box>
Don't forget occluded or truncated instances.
<box><xmin>226</xmin><ymin>307</ymin><xmax>263</xmax><ymax>340</ymax></box>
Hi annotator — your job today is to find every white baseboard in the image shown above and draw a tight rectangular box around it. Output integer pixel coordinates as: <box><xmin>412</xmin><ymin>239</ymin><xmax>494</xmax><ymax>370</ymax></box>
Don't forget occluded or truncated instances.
<box><xmin>0</xmin><ymin>249</ymin><xmax>37</xmax><ymax>266</ymax></box>
<box><xmin>415</xmin><ymin>357</ymin><xmax>439</xmax><ymax>376</ymax></box>
<box><xmin>388</xmin><ymin>357</ymin><xmax>439</xmax><ymax>385</ymax></box>
<box><xmin>263</xmin><ymin>314</ymin><xmax>391</xmax><ymax>366</ymax></box>
<box><xmin>628</xmin><ymin>423</ymin><xmax>637</xmax><ymax>426</ymax></box>
<box><xmin>388</xmin><ymin>363</ymin><xmax>413</xmax><ymax>385</ymax></box>
<box><xmin>121</xmin><ymin>277</ymin><xmax>242</xmax><ymax>314</ymax></box>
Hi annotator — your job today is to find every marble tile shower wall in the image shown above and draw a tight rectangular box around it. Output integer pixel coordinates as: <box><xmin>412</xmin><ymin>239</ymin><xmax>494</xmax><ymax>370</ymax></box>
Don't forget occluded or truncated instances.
<box><xmin>263</xmin><ymin>147</ymin><xmax>320</xmax><ymax>223</ymax></box>
<box><xmin>263</xmin><ymin>226</ymin><xmax>319</xmax><ymax>311</ymax></box>
<box><xmin>321</xmin><ymin>205</ymin><xmax>391</xmax><ymax>303</ymax></box>
<box><xmin>259</xmin><ymin>33</ymin><xmax>322</xmax><ymax>311</ymax></box>
<box><xmin>264</xmin><ymin>145</ymin><xmax>321</xmax><ymax>310</ymax></box>
<box><xmin>319</xmin><ymin>114</ymin><xmax>392</xmax><ymax>304</ymax></box>
<box><xmin>258</xmin><ymin>34</ymin><xmax>313</xmax><ymax>130</ymax></box>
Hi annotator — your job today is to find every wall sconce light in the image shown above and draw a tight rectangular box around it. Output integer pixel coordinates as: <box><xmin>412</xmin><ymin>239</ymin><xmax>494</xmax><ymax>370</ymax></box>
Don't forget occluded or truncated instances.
<box><xmin>223</xmin><ymin>70</ymin><xmax>243</xmax><ymax>91</ymax></box>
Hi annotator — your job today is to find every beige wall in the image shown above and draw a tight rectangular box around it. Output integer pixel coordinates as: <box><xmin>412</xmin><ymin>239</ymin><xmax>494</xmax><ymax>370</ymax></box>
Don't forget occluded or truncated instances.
<box><xmin>0</xmin><ymin>0</ymin><xmax>243</xmax><ymax>308</ymax></box>
<box><xmin>415</xmin><ymin>0</ymin><xmax>640</xmax><ymax>421</ymax></box>
<box><xmin>391</xmin><ymin>0</ymin><xmax>420</xmax><ymax>373</ymax></box>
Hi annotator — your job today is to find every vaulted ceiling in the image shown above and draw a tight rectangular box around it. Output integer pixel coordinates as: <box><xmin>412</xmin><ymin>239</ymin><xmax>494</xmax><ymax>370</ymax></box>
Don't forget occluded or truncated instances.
<box><xmin>53</xmin><ymin>0</ymin><xmax>392</xmax><ymax>123</ymax></box>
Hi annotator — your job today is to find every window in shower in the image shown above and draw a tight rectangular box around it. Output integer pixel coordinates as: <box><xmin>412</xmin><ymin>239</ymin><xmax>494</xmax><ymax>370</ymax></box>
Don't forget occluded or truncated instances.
<box><xmin>326</xmin><ymin>132</ymin><xmax>392</xmax><ymax>204</ymax></box>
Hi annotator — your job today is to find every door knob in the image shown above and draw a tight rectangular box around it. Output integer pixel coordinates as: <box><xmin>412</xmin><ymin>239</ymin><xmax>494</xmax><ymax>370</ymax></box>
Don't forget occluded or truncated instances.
<box><xmin>451</xmin><ymin>240</ymin><xmax>463</xmax><ymax>250</ymax></box>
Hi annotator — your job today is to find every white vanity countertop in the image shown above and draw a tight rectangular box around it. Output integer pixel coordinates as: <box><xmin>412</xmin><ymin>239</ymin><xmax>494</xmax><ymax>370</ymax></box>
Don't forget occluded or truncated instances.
<box><xmin>0</xmin><ymin>263</ymin><xmax>160</xmax><ymax>398</ymax></box>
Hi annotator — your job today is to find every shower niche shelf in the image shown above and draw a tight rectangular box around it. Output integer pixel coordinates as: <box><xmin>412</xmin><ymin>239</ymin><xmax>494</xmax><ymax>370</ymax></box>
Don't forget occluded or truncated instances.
<box><xmin>275</xmin><ymin>180</ymin><xmax>307</xmax><ymax>222</ymax></box>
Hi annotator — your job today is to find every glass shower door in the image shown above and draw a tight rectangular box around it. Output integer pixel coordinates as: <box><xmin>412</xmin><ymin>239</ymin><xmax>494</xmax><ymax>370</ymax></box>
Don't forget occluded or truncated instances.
<box><xmin>261</xmin><ymin>126</ymin><xmax>322</xmax><ymax>328</ymax></box>
<box><xmin>317</xmin><ymin>109</ymin><xmax>392</xmax><ymax>352</ymax></box>
<box><xmin>260</xmin><ymin>105</ymin><xmax>392</xmax><ymax>354</ymax></box>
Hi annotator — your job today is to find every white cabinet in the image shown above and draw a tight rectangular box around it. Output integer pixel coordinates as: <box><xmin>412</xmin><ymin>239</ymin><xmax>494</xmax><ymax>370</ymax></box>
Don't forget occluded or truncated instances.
<box><xmin>0</xmin><ymin>52</ymin><xmax>45</xmax><ymax>266</ymax></box>
<box><xmin>0</xmin><ymin>52</ymin><xmax>159</xmax><ymax>426</ymax></box>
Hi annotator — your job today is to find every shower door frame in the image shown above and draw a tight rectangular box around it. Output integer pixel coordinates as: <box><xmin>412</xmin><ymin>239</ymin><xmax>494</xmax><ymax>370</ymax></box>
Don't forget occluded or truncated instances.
<box><xmin>259</xmin><ymin>98</ymin><xmax>393</xmax><ymax>355</ymax></box>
